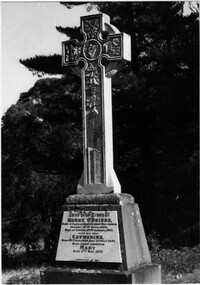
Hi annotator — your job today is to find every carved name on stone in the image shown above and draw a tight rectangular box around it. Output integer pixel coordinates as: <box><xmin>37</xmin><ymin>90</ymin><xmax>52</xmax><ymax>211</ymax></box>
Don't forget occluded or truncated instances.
<box><xmin>56</xmin><ymin>210</ymin><xmax>122</xmax><ymax>263</ymax></box>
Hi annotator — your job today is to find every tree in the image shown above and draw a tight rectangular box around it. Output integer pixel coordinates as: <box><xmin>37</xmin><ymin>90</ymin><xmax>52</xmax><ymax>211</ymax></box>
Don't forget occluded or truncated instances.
<box><xmin>3</xmin><ymin>2</ymin><xmax>199</xmax><ymax>248</ymax></box>
<box><xmin>2</xmin><ymin>77</ymin><xmax>82</xmax><ymax>252</ymax></box>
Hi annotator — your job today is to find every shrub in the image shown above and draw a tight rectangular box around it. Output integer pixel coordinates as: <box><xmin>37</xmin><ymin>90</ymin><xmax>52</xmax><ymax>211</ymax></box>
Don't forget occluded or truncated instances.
<box><xmin>2</xmin><ymin>243</ymin><xmax>51</xmax><ymax>269</ymax></box>
<box><xmin>151</xmin><ymin>245</ymin><xmax>200</xmax><ymax>275</ymax></box>
<box><xmin>2</xmin><ymin>244</ymin><xmax>13</xmax><ymax>269</ymax></box>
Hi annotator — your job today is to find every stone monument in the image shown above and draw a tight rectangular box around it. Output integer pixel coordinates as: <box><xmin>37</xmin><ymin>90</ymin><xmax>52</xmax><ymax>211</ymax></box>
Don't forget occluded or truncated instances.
<box><xmin>41</xmin><ymin>13</ymin><xmax>161</xmax><ymax>284</ymax></box>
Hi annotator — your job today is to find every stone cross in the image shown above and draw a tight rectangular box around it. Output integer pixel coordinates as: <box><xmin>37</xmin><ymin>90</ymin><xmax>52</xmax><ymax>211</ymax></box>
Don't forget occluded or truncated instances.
<box><xmin>62</xmin><ymin>13</ymin><xmax>131</xmax><ymax>194</ymax></box>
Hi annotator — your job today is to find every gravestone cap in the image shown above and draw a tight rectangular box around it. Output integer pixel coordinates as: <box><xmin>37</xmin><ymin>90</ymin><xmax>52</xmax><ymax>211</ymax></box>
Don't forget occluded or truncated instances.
<box><xmin>66</xmin><ymin>193</ymin><xmax>135</xmax><ymax>205</ymax></box>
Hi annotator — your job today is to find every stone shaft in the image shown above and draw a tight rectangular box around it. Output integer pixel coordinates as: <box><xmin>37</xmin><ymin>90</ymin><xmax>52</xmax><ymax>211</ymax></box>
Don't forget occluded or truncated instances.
<box><xmin>62</xmin><ymin>13</ymin><xmax>131</xmax><ymax>194</ymax></box>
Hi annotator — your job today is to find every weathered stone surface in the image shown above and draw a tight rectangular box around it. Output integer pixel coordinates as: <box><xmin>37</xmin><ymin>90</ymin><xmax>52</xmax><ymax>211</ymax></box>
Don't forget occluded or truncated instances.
<box><xmin>41</xmin><ymin>264</ymin><xmax>161</xmax><ymax>284</ymax></box>
<box><xmin>55</xmin><ymin>196</ymin><xmax>151</xmax><ymax>271</ymax></box>
<box><xmin>121</xmin><ymin>203</ymin><xmax>151</xmax><ymax>269</ymax></box>
<box><xmin>66</xmin><ymin>193</ymin><xmax>134</xmax><ymax>205</ymax></box>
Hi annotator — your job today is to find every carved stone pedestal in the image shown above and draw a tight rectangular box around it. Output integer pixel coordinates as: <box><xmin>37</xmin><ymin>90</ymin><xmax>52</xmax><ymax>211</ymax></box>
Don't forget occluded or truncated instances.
<box><xmin>41</xmin><ymin>194</ymin><xmax>161</xmax><ymax>284</ymax></box>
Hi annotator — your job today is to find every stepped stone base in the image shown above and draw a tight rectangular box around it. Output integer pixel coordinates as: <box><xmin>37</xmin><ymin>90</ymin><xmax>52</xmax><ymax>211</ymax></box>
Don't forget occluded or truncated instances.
<box><xmin>41</xmin><ymin>263</ymin><xmax>161</xmax><ymax>284</ymax></box>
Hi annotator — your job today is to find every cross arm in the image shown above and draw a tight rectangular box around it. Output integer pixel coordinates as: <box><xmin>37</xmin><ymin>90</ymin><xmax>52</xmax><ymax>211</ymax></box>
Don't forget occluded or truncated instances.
<box><xmin>102</xmin><ymin>33</ymin><xmax>131</xmax><ymax>62</ymax></box>
<box><xmin>62</xmin><ymin>39</ymin><xmax>84</xmax><ymax>67</ymax></box>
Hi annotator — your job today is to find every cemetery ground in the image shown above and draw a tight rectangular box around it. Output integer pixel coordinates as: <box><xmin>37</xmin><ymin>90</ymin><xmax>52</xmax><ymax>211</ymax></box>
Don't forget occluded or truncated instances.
<box><xmin>2</xmin><ymin>244</ymin><xmax>200</xmax><ymax>284</ymax></box>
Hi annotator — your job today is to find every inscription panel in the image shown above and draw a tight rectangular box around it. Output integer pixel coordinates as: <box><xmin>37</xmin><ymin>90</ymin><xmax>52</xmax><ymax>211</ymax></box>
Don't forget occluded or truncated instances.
<box><xmin>56</xmin><ymin>210</ymin><xmax>122</xmax><ymax>263</ymax></box>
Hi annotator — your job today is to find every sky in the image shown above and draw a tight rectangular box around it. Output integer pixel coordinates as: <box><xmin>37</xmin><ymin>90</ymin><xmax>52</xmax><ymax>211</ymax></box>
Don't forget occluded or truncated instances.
<box><xmin>1</xmin><ymin>1</ymin><xmax>194</xmax><ymax>116</ymax></box>
<box><xmin>1</xmin><ymin>2</ymin><xmax>98</xmax><ymax>115</ymax></box>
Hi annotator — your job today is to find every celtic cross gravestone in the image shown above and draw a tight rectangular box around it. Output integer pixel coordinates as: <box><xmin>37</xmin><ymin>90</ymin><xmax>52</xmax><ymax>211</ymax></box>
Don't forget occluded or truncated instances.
<box><xmin>41</xmin><ymin>12</ymin><xmax>161</xmax><ymax>284</ymax></box>
<box><xmin>62</xmin><ymin>13</ymin><xmax>131</xmax><ymax>194</ymax></box>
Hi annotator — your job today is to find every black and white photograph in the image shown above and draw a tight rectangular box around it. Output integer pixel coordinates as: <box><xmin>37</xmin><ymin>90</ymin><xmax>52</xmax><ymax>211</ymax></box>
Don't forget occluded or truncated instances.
<box><xmin>1</xmin><ymin>1</ymin><xmax>199</xmax><ymax>284</ymax></box>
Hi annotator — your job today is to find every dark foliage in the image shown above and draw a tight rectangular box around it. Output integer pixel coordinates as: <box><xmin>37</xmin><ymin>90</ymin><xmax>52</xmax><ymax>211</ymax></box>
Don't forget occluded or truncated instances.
<box><xmin>20</xmin><ymin>54</ymin><xmax>76</xmax><ymax>76</ymax></box>
<box><xmin>2</xmin><ymin>245</ymin><xmax>51</xmax><ymax>269</ymax></box>
<box><xmin>56</xmin><ymin>26</ymin><xmax>80</xmax><ymax>38</ymax></box>
<box><xmin>2</xmin><ymin>77</ymin><xmax>82</xmax><ymax>251</ymax></box>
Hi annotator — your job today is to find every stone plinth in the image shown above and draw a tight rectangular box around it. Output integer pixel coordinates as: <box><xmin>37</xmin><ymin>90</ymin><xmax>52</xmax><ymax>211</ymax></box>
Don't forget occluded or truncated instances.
<box><xmin>41</xmin><ymin>194</ymin><xmax>161</xmax><ymax>284</ymax></box>
<box><xmin>41</xmin><ymin>264</ymin><xmax>161</xmax><ymax>284</ymax></box>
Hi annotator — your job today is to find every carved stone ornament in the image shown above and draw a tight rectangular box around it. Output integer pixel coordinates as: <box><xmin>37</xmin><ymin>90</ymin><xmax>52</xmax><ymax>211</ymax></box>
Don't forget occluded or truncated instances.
<box><xmin>62</xmin><ymin>13</ymin><xmax>131</xmax><ymax>194</ymax></box>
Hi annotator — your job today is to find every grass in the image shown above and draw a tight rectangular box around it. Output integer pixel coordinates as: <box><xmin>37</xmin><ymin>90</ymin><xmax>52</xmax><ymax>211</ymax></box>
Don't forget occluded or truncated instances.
<box><xmin>2</xmin><ymin>245</ymin><xmax>200</xmax><ymax>284</ymax></box>
<box><xmin>151</xmin><ymin>245</ymin><xmax>200</xmax><ymax>284</ymax></box>
<box><xmin>162</xmin><ymin>269</ymin><xmax>200</xmax><ymax>284</ymax></box>
<box><xmin>2</xmin><ymin>266</ymin><xmax>45</xmax><ymax>284</ymax></box>
<box><xmin>2</xmin><ymin>267</ymin><xmax>200</xmax><ymax>284</ymax></box>
<box><xmin>2</xmin><ymin>266</ymin><xmax>200</xmax><ymax>284</ymax></box>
